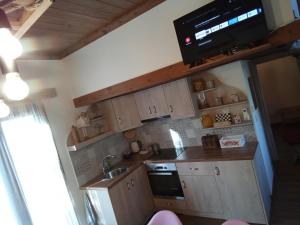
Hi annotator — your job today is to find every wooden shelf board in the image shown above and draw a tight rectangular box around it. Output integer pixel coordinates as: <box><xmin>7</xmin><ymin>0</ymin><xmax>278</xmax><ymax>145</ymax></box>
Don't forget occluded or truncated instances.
<box><xmin>90</xmin><ymin>116</ymin><xmax>105</xmax><ymax>122</ymax></box>
<box><xmin>199</xmin><ymin>101</ymin><xmax>248</xmax><ymax>112</ymax></box>
<box><xmin>202</xmin><ymin>122</ymin><xmax>253</xmax><ymax>130</ymax></box>
<box><xmin>193</xmin><ymin>87</ymin><xmax>217</xmax><ymax>94</ymax></box>
<box><xmin>67</xmin><ymin>131</ymin><xmax>114</xmax><ymax>151</ymax></box>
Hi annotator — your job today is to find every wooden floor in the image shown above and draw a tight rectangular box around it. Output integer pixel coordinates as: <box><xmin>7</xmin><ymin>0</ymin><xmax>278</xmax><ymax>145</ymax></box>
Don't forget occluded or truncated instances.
<box><xmin>270</xmin><ymin>124</ymin><xmax>300</xmax><ymax>225</ymax></box>
<box><xmin>178</xmin><ymin>214</ymin><xmax>259</xmax><ymax>225</ymax></box>
<box><xmin>177</xmin><ymin>124</ymin><xmax>300</xmax><ymax>225</ymax></box>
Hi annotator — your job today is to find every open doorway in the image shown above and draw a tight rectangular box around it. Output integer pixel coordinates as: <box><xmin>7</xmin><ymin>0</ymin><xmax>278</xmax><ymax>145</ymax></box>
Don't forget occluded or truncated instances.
<box><xmin>253</xmin><ymin>55</ymin><xmax>300</xmax><ymax>224</ymax></box>
<box><xmin>256</xmin><ymin>56</ymin><xmax>300</xmax><ymax>162</ymax></box>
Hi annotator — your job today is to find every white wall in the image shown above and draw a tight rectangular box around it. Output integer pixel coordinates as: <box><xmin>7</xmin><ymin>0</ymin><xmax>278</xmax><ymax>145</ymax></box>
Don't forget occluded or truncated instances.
<box><xmin>257</xmin><ymin>56</ymin><xmax>300</xmax><ymax>123</ymax></box>
<box><xmin>263</xmin><ymin>0</ymin><xmax>295</xmax><ymax>29</ymax></box>
<box><xmin>17</xmin><ymin>60</ymin><xmax>87</xmax><ymax>225</ymax></box>
<box><xmin>64</xmin><ymin>0</ymin><xmax>296</xmax><ymax>99</ymax></box>
<box><xmin>63</xmin><ymin>0</ymin><xmax>213</xmax><ymax>98</ymax></box>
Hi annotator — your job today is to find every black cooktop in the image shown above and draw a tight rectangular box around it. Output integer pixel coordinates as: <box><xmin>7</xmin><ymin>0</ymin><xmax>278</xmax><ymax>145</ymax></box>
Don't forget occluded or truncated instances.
<box><xmin>148</xmin><ymin>147</ymin><xmax>186</xmax><ymax>161</ymax></box>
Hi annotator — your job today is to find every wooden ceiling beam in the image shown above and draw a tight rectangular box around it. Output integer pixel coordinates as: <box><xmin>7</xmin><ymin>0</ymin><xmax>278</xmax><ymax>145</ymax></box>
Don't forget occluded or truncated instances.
<box><xmin>58</xmin><ymin>0</ymin><xmax>165</xmax><ymax>59</ymax></box>
<box><xmin>14</xmin><ymin>0</ymin><xmax>53</xmax><ymax>39</ymax></box>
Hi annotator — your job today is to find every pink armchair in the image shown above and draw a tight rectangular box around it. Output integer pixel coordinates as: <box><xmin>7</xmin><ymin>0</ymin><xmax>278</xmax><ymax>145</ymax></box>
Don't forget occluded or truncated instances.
<box><xmin>147</xmin><ymin>210</ymin><xmax>183</xmax><ymax>225</ymax></box>
<box><xmin>222</xmin><ymin>219</ymin><xmax>250</xmax><ymax>225</ymax></box>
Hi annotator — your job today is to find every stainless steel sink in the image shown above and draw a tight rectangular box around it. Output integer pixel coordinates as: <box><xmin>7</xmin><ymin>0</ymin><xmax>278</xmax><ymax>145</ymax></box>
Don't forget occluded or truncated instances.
<box><xmin>98</xmin><ymin>167</ymin><xmax>128</xmax><ymax>182</ymax></box>
<box><xmin>105</xmin><ymin>167</ymin><xmax>128</xmax><ymax>179</ymax></box>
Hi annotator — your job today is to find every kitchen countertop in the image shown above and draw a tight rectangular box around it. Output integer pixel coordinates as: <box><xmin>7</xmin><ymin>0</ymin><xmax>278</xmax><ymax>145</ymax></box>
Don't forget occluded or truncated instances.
<box><xmin>82</xmin><ymin>142</ymin><xmax>258</xmax><ymax>190</ymax></box>
<box><xmin>144</xmin><ymin>142</ymin><xmax>258</xmax><ymax>163</ymax></box>
<box><xmin>81</xmin><ymin>152</ymin><xmax>152</xmax><ymax>190</ymax></box>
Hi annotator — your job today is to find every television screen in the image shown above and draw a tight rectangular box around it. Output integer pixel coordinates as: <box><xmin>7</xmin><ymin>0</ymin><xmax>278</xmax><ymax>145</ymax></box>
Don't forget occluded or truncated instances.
<box><xmin>174</xmin><ymin>0</ymin><xmax>269</xmax><ymax>65</ymax></box>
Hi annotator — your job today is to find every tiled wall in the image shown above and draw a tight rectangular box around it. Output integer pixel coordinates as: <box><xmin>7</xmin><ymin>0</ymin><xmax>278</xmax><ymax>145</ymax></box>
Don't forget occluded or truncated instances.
<box><xmin>69</xmin><ymin>133</ymin><xmax>129</xmax><ymax>186</ymax></box>
<box><xmin>135</xmin><ymin>117</ymin><xmax>257</xmax><ymax>149</ymax></box>
<box><xmin>70</xmin><ymin>117</ymin><xmax>256</xmax><ymax>186</ymax></box>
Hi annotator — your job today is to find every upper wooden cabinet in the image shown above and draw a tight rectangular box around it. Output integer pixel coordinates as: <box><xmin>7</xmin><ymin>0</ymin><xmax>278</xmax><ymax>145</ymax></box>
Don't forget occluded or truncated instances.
<box><xmin>111</xmin><ymin>94</ymin><xmax>142</xmax><ymax>131</ymax></box>
<box><xmin>163</xmin><ymin>78</ymin><xmax>196</xmax><ymax>120</ymax></box>
<box><xmin>134</xmin><ymin>86</ymin><xmax>169</xmax><ymax>120</ymax></box>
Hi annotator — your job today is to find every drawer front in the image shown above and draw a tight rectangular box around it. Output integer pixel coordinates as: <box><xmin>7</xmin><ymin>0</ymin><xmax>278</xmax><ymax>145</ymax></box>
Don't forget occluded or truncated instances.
<box><xmin>154</xmin><ymin>198</ymin><xmax>186</xmax><ymax>210</ymax></box>
<box><xmin>176</xmin><ymin>162</ymin><xmax>213</xmax><ymax>176</ymax></box>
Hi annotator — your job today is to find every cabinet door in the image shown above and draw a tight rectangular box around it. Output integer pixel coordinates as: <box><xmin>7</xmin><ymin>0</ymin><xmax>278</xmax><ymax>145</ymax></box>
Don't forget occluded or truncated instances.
<box><xmin>111</xmin><ymin>94</ymin><xmax>142</xmax><ymax>131</ymax></box>
<box><xmin>180</xmin><ymin>175</ymin><xmax>223</xmax><ymax>218</ymax></box>
<box><xmin>163</xmin><ymin>78</ymin><xmax>195</xmax><ymax>119</ymax></box>
<box><xmin>109</xmin><ymin>177</ymin><xmax>132</xmax><ymax>225</ymax></box>
<box><xmin>109</xmin><ymin>166</ymin><xmax>154</xmax><ymax>225</ymax></box>
<box><xmin>130</xmin><ymin>166</ymin><xmax>154</xmax><ymax>225</ymax></box>
<box><xmin>213</xmin><ymin>160</ymin><xmax>266</xmax><ymax>224</ymax></box>
<box><xmin>134</xmin><ymin>86</ymin><xmax>169</xmax><ymax>120</ymax></box>
<box><xmin>134</xmin><ymin>90</ymin><xmax>154</xmax><ymax>120</ymax></box>
<box><xmin>149</xmin><ymin>86</ymin><xmax>169</xmax><ymax>117</ymax></box>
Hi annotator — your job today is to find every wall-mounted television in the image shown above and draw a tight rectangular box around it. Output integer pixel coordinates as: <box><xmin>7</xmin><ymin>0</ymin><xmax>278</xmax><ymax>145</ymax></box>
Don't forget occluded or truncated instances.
<box><xmin>174</xmin><ymin>0</ymin><xmax>270</xmax><ymax>65</ymax></box>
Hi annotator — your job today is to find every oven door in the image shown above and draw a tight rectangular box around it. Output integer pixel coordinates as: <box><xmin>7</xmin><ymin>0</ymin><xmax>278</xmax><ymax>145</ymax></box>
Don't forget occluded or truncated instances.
<box><xmin>147</xmin><ymin>170</ymin><xmax>184</xmax><ymax>198</ymax></box>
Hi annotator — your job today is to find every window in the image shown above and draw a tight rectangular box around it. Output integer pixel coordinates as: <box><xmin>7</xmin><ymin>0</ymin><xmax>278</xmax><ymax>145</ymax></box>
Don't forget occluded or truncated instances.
<box><xmin>0</xmin><ymin>104</ymin><xmax>78</xmax><ymax>225</ymax></box>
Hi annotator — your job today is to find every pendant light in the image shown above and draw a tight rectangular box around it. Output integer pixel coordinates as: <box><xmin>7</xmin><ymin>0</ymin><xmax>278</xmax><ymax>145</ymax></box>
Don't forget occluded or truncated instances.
<box><xmin>0</xmin><ymin>9</ymin><xmax>29</xmax><ymax>100</ymax></box>
<box><xmin>0</xmin><ymin>9</ymin><xmax>29</xmax><ymax>117</ymax></box>
<box><xmin>0</xmin><ymin>9</ymin><xmax>23</xmax><ymax>60</ymax></box>
<box><xmin>3</xmin><ymin>72</ymin><xmax>29</xmax><ymax>100</ymax></box>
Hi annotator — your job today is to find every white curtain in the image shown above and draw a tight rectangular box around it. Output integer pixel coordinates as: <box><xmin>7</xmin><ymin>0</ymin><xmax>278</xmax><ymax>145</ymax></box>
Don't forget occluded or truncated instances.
<box><xmin>0</xmin><ymin>103</ymin><xmax>79</xmax><ymax>225</ymax></box>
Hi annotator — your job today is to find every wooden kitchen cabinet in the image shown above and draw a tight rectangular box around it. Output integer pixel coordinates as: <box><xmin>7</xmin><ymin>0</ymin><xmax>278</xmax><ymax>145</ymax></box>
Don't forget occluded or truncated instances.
<box><xmin>213</xmin><ymin>160</ymin><xmax>266</xmax><ymax>224</ymax></box>
<box><xmin>134</xmin><ymin>86</ymin><xmax>169</xmax><ymax>120</ymax></box>
<box><xmin>111</xmin><ymin>94</ymin><xmax>142</xmax><ymax>131</ymax></box>
<box><xmin>177</xmin><ymin>162</ymin><xmax>223</xmax><ymax>218</ymax></box>
<box><xmin>87</xmin><ymin>165</ymin><xmax>154</xmax><ymax>225</ymax></box>
<box><xmin>163</xmin><ymin>78</ymin><xmax>196</xmax><ymax>120</ymax></box>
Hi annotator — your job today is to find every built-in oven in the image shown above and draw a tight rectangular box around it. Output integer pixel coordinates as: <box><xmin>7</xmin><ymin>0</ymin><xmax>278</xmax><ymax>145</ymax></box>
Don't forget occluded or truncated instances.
<box><xmin>146</xmin><ymin>163</ymin><xmax>184</xmax><ymax>198</ymax></box>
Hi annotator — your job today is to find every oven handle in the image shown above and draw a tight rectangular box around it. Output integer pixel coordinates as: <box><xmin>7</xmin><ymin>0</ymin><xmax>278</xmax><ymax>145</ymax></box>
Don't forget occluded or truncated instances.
<box><xmin>148</xmin><ymin>172</ymin><xmax>173</xmax><ymax>176</ymax></box>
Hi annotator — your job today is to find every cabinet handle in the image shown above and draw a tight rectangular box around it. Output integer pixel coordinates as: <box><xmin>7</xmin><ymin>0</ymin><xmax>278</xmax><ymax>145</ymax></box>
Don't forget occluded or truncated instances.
<box><xmin>215</xmin><ymin>167</ymin><xmax>220</xmax><ymax>176</ymax></box>
<box><xmin>153</xmin><ymin>105</ymin><xmax>157</xmax><ymax>113</ymax></box>
<box><xmin>127</xmin><ymin>182</ymin><xmax>130</xmax><ymax>190</ymax></box>
<box><xmin>182</xmin><ymin>180</ymin><xmax>186</xmax><ymax>189</ymax></box>
<box><xmin>149</xmin><ymin>106</ymin><xmax>152</xmax><ymax>114</ymax></box>
<box><xmin>190</xmin><ymin>168</ymin><xmax>199</xmax><ymax>171</ymax></box>
<box><xmin>131</xmin><ymin>179</ymin><xmax>134</xmax><ymax>187</ymax></box>
<box><xmin>169</xmin><ymin>105</ymin><xmax>174</xmax><ymax>113</ymax></box>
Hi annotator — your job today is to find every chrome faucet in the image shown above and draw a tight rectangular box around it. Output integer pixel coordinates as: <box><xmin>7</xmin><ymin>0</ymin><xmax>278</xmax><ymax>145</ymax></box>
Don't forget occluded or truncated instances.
<box><xmin>102</xmin><ymin>154</ymin><xmax>116</xmax><ymax>175</ymax></box>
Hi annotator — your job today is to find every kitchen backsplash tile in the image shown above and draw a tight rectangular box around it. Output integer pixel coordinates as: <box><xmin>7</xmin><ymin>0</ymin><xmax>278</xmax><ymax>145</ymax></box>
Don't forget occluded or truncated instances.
<box><xmin>69</xmin><ymin>133</ymin><xmax>129</xmax><ymax>186</ymax></box>
<box><xmin>136</xmin><ymin>117</ymin><xmax>256</xmax><ymax>149</ymax></box>
<box><xmin>70</xmin><ymin>117</ymin><xmax>256</xmax><ymax>186</ymax></box>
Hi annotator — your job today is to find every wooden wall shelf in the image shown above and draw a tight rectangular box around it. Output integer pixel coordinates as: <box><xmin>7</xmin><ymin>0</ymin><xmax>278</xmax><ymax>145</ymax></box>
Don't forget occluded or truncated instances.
<box><xmin>193</xmin><ymin>87</ymin><xmax>217</xmax><ymax>94</ymax></box>
<box><xmin>67</xmin><ymin>131</ymin><xmax>114</xmax><ymax>151</ymax></box>
<box><xmin>199</xmin><ymin>101</ymin><xmax>248</xmax><ymax>112</ymax></box>
<box><xmin>73</xmin><ymin>20</ymin><xmax>300</xmax><ymax>108</ymax></box>
<box><xmin>202</xmin><ymin>122</ymin><xmax>253</xmax><ymax>130</ymax></box>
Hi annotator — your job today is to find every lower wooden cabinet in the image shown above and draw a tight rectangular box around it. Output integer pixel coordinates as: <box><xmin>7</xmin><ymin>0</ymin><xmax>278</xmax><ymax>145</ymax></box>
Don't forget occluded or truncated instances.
<box><xmin>214</xmin><ymin>160</ymin><xmax>266</xmax><ymax>224</ymax></box>
<box><xmin>175</xmin><ymin>157</ymin><xmax>269</xmax><ymax>224</ymax></box>
<box><xmin>179</xmin><ymin>175</ymin><xmax>223</xmax><ymax>218</ymax></box>
<box><xmin>154</xmin><ymin>198</ymin><xmax>186</xmax><ymax>211</ymax></box>
<box><xmin>87</xmin><ymin>165</ymin><xmax>154</xmax><ymax>225</ymax></box>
